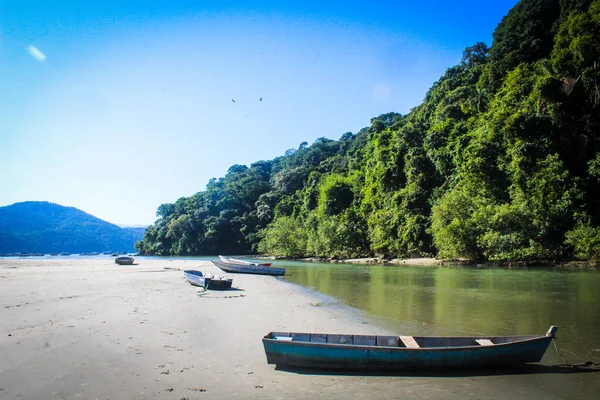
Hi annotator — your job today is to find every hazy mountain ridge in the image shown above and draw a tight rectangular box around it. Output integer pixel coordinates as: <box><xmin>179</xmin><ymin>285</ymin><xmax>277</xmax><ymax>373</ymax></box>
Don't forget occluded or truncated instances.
<box><xmin>0</xmin><ymin>201</ymin><xmax>145</xmax><ymax>253</ymax></box>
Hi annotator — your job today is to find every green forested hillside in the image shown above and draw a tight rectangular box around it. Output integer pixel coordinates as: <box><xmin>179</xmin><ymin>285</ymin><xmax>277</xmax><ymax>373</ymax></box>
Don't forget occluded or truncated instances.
<box><xmin>136</xmin><ymin>0</ymin><xmax>600</xmax><ymax>261</ymax></box>
<box><xmin>0</xmin><ymin>201</ymin><xmax>145</xmax><ymax>253</ymax></box>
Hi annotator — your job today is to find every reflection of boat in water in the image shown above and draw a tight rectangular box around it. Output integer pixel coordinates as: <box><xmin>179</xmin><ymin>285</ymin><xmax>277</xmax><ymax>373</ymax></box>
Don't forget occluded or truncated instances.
<box><xmin>183</xmin><ymin>270</ymin><xmax>233</xmax><ymax>290</ymax></box>
<box><xmin>115</xmin><ymin>256</ymin><xmax>134</xmax><ymax>265</ymax></box>
<box><xmin>263</xmin><ymin>326</ymin><xmax>559</xmax><ymax>371</ymax></box>
<box><xmin>212</xmin><ymin>256</ymin><xmax>285</xmax><ymax>276</ymax></box>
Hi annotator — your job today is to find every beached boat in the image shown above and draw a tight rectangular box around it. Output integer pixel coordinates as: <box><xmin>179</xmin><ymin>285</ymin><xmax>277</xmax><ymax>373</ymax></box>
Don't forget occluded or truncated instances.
<box><xmin>212</xmin><ymin>258</ymin><xmax>285</xmax><ymax>276</ymax></box>
<box><xmin>115</xmin><ymin>256</ymin><xmax>134</xmax><ymax>265</ymax></box>
<box><xmin>219</xmin><ymin>255</ymin><xmax>272</xmax><ymax>267</ymax></box>
<box><xmin>263</xmin><ymin>326</ymin><xmax>558</xmax><ymax>371</ymax></box>
<box><xmin>183</xmin><ymin>270</ymin><xmax>233</xmax><ymax>290</ymax></box>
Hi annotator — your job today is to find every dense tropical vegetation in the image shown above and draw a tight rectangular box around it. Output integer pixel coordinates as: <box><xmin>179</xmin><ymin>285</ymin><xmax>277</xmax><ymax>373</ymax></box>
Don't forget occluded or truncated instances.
<box><xmin>136</xmin><ymin>0</ymin><xmax>600</xmax><ymax>262</ymax></box>
<box><xmin>0</xmin><ymin>201</ymin><xmax>144</xmax><ymax>253</ymax></box>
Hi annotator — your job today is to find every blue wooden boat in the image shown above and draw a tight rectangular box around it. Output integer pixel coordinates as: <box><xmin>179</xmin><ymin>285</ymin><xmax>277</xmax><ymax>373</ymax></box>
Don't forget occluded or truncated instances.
<box><xmin>183</xmin><ymin>270</ymin><xmax>233</xmax><ymax>290</ymax></box>
<box><xmin>212</xmin><ymin>258</ymin><xmax>285</xmax><ymax>276</ymax></box>
<box><xmin>263</xmin><ymin>326</ymin><xmax>558</xmax><ymax>371</ymax></box>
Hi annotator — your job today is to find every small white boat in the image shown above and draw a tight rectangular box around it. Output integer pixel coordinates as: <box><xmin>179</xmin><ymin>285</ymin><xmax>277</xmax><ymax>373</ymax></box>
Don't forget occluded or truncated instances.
<box><xmin>219</xmin><ymin>255</ymin><xmax>272</xmax><ymax>267</ymax></box>
<box><xmin>184</xmin><ymin>270</ymin><xmax>233</xmax><ymax>290</ymax></box>
<box><xmin>213</xmin><ymin>256</ymin><xmax>285</xmax><ymax>276</ymax></box>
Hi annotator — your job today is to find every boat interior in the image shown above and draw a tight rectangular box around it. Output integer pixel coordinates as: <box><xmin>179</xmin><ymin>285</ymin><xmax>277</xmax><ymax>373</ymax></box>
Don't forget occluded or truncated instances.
<box><xmin>264</xmin><ymin>332</ymin><xmax>540</xmax><ymax>348</ymax></box>
<box><xmin>184</xmin><ymin>270</ymin><xmax>203</xmax><ymax>276</ymax></box>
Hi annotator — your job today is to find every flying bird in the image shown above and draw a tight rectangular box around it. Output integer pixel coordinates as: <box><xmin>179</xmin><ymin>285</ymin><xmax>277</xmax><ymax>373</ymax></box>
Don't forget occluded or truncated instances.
<box><xmin>232</xmin><ymin>99</ymin><xmax>236</xmax><ymax>103</ymax></box>
<box><xmin>259</xmin><ymin>97</ymin><xmax>262</xmax><ymax>101</ymax></box>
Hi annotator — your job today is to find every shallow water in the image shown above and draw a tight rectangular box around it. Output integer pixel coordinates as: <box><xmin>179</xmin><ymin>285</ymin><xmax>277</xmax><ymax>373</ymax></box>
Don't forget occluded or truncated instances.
<box><xmin>34</xmin><ymin>254</ymin><xmax>598</xmax><ymax>363</ymax></box>
<box><xmin>278</xmin><ymin>261</ymin><xmax>600</xmax><ymax>366</ymax></box>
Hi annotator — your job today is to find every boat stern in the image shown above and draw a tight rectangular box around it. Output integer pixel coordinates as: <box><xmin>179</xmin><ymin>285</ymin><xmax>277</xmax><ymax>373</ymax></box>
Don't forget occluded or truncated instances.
<box><xmin>546</xmin><ymin>325</ymin><xmax>558</xmax><ymax>338</ymax></box>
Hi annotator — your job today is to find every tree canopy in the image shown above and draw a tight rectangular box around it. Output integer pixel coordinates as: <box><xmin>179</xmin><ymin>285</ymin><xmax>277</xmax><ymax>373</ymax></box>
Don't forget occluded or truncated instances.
<box><xmin>137</xmin><ymin>0</ymin><xmax>600</xmax><ymax>262</ymax></box>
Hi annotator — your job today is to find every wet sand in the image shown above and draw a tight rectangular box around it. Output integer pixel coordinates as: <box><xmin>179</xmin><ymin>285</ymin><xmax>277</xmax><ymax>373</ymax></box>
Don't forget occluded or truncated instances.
<box><xmin>0</xmin><ymin>258</ymin><xmax>597</xmax><ymax>399</ymax></box>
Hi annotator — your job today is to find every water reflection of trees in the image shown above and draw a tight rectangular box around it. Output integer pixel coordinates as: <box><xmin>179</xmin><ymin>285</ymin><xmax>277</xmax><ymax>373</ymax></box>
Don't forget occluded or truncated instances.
<box><xmin>286</xmin><ymin>264</ymin><xmax>600</xmax><ymax>356</ymax></box>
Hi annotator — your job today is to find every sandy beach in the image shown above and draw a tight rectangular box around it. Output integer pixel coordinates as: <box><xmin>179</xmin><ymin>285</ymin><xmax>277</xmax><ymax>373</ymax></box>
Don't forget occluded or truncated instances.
<box><xmin>1</xmin><ymin>258</ymin><xmax>597</xmax><ymax>400</ymax></box>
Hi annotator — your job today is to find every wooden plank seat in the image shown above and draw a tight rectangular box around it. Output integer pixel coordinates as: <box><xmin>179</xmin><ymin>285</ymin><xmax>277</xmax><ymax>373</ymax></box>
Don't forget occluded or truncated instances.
<box><xmin>476</xmin><ymin>339</ymin><xmax>494</xmax><ymax>346</ymax></box>
<box><xmin>399</xmin><ymin>336</ymin><xmax>420</xmax><ymax>349</ymax></box>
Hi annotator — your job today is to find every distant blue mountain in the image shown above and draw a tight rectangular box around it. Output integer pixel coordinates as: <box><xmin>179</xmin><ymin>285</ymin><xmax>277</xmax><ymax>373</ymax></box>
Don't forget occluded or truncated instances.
<box><xmin>0</xmin><ymin>201</ymin><xmax>146</xmax><ymax>253</ymax></box>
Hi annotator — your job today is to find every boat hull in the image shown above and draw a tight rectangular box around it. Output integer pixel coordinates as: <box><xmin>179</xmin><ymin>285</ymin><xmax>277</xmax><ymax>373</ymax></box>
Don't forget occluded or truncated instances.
<box><xmin>115</xmin><ymin>257</ymin><xmax>134</xmax><ymax>265</ymax></box>
<box><xmin>219</xmin><ymin>256</ymin><xmax>272</xmax><ymax>266</ymax></box>
<box><xmin>184</xmin><ymin>270</ymin><xmax>233</xmax><ymax>290</ymax></box>
<box><xmin>262</xmin><ymin>331</ymin><xmax>555</xmax><ymax>371</ymax></box>
<box><xmin>212</xmin><ymin>260</ymin><xmax>285</xmax><ymax>276</ymax></box>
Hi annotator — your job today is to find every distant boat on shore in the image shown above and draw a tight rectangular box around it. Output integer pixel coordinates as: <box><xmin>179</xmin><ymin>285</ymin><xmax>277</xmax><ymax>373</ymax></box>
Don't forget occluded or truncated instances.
<box><xmin>59</xmin><ymin>252</ymin><xmax>71</xmax><ymax>256</ymax></box>
<box><xmin>183</xmin><ymin>270</ymin><xmax>233</xmax><ymax>290</ymax></box>
<box><xmin>212</xmin><ymin>256</ymin><xmax>285</xmax><ymax>276</ymax></box>
<box><xmin>263</xmin><ymin>326</ymin><xmax>559</xmax><ymax>371</ymax></box>
<box><xmin>219</xmin><ymin>255</ymin><xmax>272</xmax><ymax>267</ymax></box>
<box><xmin>115</xmin><ymin>256</ymin><xmax>134</xmax><ymax>265</ymax></box>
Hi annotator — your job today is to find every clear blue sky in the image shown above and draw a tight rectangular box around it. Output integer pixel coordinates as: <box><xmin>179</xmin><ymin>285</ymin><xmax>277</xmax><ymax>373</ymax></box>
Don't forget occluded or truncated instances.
<box><xmin>0</xmin><ymin>0</ymin><xmax>519</xmax><ymax>226</ymax></box>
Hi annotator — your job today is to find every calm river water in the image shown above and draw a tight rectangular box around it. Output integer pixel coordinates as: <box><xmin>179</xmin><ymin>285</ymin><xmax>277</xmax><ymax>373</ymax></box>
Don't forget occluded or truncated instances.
<box><xmin>277</xmin><ymin>261</ymin><xmax>600</xmax><ymax>368</ymax></box>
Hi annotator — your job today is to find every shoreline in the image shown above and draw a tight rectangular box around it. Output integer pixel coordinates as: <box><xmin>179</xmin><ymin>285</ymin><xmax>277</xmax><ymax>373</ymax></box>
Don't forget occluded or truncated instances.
<box><xmin>2</xmin><ymin>254</ymin><xmax>596</xmax><ymax>270</ymax></box>
<box><xmin>256</xmin><ymin>255</ymin><xmax>599</xmax><ymax>269</ymax></box>
<box><xmin>0</xmin><ymin>258</ymin><xmax>396</xmax><ymax>400</ymax></box>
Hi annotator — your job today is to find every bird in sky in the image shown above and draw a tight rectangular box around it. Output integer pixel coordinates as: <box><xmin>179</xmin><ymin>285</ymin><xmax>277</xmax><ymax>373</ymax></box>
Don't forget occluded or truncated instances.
<box><xmin>259</xmin><ymin>97</ymin><xmax>262</xmax><ymax>101</ymax></box>
<box><xmin>232</xmin><ymin>99</ymin><xmax>236</xmax><ymax>103</ymax></box>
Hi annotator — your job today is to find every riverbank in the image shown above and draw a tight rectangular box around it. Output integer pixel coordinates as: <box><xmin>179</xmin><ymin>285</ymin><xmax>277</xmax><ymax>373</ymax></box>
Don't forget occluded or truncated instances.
<box><xmin>1</xmin><ymin>258</ymin><xmax>389</xmax><ymax>399</ymax></box>
<box><xmin>1</xmin><ymin>258</ymin><xmax>597</xmax><ymax>400</ymax></box>
<box><xmin>284</xmin><ymin>256</ymin><xmax>598</xmax><ymax>268</ymax></box>
<box><xmin>296</xmin><ymin>257</ymin><xmax>440</xmax><ymax>265</ymax></box>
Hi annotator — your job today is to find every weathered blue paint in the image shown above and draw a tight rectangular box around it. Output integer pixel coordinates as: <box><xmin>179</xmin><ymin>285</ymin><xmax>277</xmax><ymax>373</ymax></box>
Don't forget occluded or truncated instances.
<box><xmin>263</xmin><ymin>327</ymin><xmax>558</xmax><ymax>371</ymax></box>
